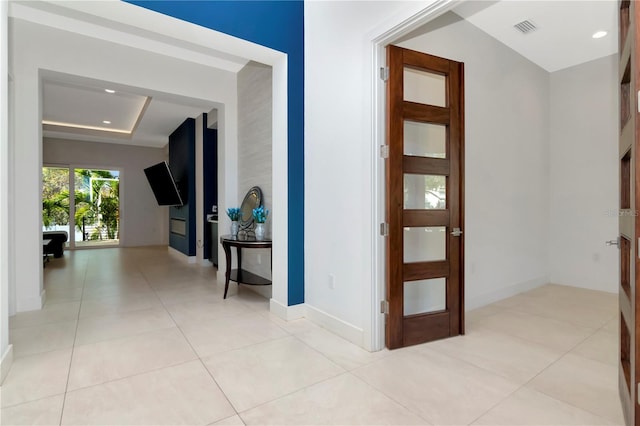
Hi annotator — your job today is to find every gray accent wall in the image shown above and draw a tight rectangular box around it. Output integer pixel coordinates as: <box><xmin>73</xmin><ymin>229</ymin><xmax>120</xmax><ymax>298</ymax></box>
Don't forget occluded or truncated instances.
<box><xmin>237</xmin><ymin>61</ymin><xmax>273</xmax><ymax>290</ymax></box>
<box><xmin>43</xmin><ymin>138</ymin><xmax>168</xmax><ymax>247</ymax></box>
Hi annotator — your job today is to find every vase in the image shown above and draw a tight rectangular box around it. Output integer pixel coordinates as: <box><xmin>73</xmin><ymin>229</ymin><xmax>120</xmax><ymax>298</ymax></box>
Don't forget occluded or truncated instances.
<box><xmin>255</xmin><ymin>223</ymin><xmax>266</xmax><ymax>241</ymax></box>
<box><xmin>230</xmin><ymin>221</ymin><xmax>239</xmax><ymax>237</ymax></box>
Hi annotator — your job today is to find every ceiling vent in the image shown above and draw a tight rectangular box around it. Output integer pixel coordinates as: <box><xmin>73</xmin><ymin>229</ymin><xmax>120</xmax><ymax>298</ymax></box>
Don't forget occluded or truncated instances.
<box><xmin>514</xmin><ymin>20</ymin><xmax>537</xmax><ymax>34</ymax></box>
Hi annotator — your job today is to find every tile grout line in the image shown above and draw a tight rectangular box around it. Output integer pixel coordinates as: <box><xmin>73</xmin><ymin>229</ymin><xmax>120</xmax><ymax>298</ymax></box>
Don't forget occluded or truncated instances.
<box><xmin>149</xmin><ymin>267</ymin><xmax>353</xmax><ymax>424</ymax></box>
<box><xmin>476</xmin><ymin>323</ymin><xmax>617</xmax><ymax>424</ymax></box>
<box><xmin>24</xmin><ymin>256</ymin><xmax>620</xmax><ymax>425</ymax></box>
<box><xmin>439</xmin><ymin>295</ymin><xmax>616</xmax><ymax>425</ymax></box>
<box><xmin>346</xmin><ymin>370</ymin><xmax>435</xmax><ymax>425</ymax></box>
<box><xmin>147</xmin><ymin>265</ymin><xmax>244</xmax><ymax>424</ymax></box>
<box><xmin>57</xmin><ymin>250</ymin><xmax>90</xmax><ymax>426</ymax></box>
<box><xmin>233</xmin><ymin>370</ymin><xmax>349</xmax><ymax>422</ymax></box>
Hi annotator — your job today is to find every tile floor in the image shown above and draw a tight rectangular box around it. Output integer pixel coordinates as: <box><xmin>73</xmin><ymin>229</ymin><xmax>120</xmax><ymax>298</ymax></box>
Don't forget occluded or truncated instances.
<box><xmin>0</xmin><ymin>247</ymin><xmax>624</xmax><ymax>425</ymax></box>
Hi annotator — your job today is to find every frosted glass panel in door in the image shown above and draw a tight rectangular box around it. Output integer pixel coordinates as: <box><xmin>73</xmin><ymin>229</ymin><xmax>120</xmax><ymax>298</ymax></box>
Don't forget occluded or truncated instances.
<box><xmin>404</xmin><ymin>227</ymin><xmax>446</xmax><ymax>263</ymax></box>
<box><xmin>404</xmin><ymin>278</ymin><xmax>446</xmax><ymax>315</ymax></box>
<box><xmin>404</xmin><ymin>121</ymin><xmax>446</xmax><ymax>158</ymax></box>
<box><xmin>404</xmin><ymin>174</ymin><xmax>446</xmax><ymax>209</ymax></box>
<box><xmin>404</xmin><ymin>67</ymin><xmax>446</xmax><ymax>106</ymax></box>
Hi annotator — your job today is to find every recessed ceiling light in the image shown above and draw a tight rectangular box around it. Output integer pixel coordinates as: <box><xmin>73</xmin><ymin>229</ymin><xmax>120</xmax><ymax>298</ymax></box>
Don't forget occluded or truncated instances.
<box><xmin>102</xmin><ymin>120</ymin><xmax>112</xmax><ymax>124</ymax></box>
<box><xmin>592</xmin><ymin>31</ymin><xmax>608</xmax><ymax>39</ymax></box>
<box><xmin>104</xmin><ymin>89</ymin><xmax>115</xmax><ymax>94</ymax></box>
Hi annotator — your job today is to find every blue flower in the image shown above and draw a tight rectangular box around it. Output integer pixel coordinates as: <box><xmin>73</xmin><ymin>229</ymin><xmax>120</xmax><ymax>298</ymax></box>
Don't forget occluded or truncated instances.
<box><xmin>226</xmin><ymin>207</ymin><xmax>241</xmax><ymax>221</ymax></box>
<box><xmin>252</xmin><ymin>205</ymin><xmax>269</xmax><ymax>223</ymax></box>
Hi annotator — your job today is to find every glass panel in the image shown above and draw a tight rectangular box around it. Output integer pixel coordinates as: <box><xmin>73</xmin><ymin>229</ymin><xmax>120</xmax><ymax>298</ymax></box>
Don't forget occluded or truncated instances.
<box><xmin>404</xmin><ymin>121</ymin><xmax>446</xmax><ymax>158</ymax></box>
<box><xmin>404</xmin><ymin>67</ymin><xmax>446</xmax><ymax>107</ymax></box>
<box><xmin>622</xmin><ymin>313</ymin><xmax>631</xmax><ymax>393</ymax></box>
<box><xmin>621</xmin><ymin>61</ymin><xmax>631</xmax><ymax>130</ymax></box>
<box><xmin>404</xmin><ymin>174</ymin><xmax>446</xmax><ymax>209</ymax></box>
<box><xmin>42</xmin><ymin>167</ymin><xmax>71</xmax><ymax>244</ymax></box>
<box><xmin>404</xmin><ymin>278</ymin><xmax>446</xmax><ymax>316</ymax></box>
<box><xmin>621</xmin><ymin>236</ymin><xmax>631</xmax><ymax>299</ymax></box>
<box><xmin>404</xmin><ymin>227</ymin><xmax>446</xmax><ymax>263</ymax></box>
<box><xmin>622</xmin><ymin>151</ymin><xmax>631</xmax><ymax>209</ymax></box>
<box><xmin>74</xmin><ymin>168</ymin><xmax>120</xmax><ymax>247</ymax></box>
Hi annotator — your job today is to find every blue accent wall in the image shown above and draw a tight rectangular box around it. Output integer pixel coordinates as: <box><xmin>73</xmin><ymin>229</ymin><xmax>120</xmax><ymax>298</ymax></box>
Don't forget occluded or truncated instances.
<box><xmin>127</xmin><ymin>0</ymin><xmax>305</xmax><ymax>305</ymax></box>
<box><xmin>169</xmin><ymin>118</ymin><xmax>196</xmax><ymax>256</ymax></box>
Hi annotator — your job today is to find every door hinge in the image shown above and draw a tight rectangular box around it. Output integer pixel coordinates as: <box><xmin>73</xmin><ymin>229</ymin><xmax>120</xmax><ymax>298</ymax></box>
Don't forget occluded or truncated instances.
<box><xmin>380</xmin><ymin>145</ymin><xmax>389</xmax><ymax>159</ymax></box>
<box><xmin>380</xmin><ymin>222</ymin><xmax>389</xmax><ymax>237</ymax></box>
<box><xmin>380</xmin><ymin>300</ymin><xmax>389</xmax><ymax>314</ymax></box>
<box><xmin>380</xmin><ymin>66</ymin><xmax>389</xmax><ymax>82</ymax></box>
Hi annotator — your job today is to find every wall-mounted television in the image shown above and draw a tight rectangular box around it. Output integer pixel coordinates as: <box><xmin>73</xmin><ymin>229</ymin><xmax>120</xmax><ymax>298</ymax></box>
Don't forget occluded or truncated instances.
<box><xmin>143</xmin><ymin>161</ymin><xmax>184</xmax><ymax>206</ymax></box>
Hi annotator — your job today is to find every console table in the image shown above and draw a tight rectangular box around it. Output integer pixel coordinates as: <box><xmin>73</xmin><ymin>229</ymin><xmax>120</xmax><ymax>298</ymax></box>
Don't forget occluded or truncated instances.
<box><xmin>220</xmin><ymin>235</ymin><xmax>272</xmax><ymax>299</ymax></box>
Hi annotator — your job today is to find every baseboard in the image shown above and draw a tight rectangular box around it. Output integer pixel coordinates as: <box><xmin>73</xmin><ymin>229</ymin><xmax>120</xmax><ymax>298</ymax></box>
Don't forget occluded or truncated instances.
<box><xmin>466</xmin><ymin>276</ymin><xmax>548</xmax><ymax>311</ymax></box>
<box><xmin>269</xmin><ymin>299</ymin><xmax>306</xmax><ymax>321</ymax></box>
<box><xmin>167</xmin><ymin>246</ymin><xmax>196</xmax><ymax>264</ymax></box>
<box><xmin>1</xmin><ymin>344</ymin><xmax>13</xmax><ymax>385</ymax></box>
<box><xmin>16</xmin><ymin>289</ymin><xmax>45</xmax><ymax>312</ymax></box>
<box><xmin>267</xmin><ymin>301</ymin><xmax>367</xmax><ymax>351</ymax></box>
<box><xmin>305</xmin><ymin>304</ymin><xmax>364</xmax><ymax>347</ymax></box>
<box><xmin>548</xmin><ymin>280</ymin><xmax>618</xmax><ymax>294</ymax></box>
<box><xmin>267</xmin><ymin>302</ymin><xmax>365</xmax><ymax>349</ymax></box>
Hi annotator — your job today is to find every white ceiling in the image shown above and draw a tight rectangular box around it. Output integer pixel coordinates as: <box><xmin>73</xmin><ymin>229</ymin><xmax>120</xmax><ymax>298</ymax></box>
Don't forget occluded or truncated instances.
<box><xmin>452</xmin><ymin>0</ymin><xmax>618</xmax><ymax>72</ymax></box>
<box><xmin>38</xmin><ymin>0</ymin><xmax>618</xmax><ymax>148</ymax></box>
<box><xmin>43</xmin><ymin>80</ymin><xmax>149</xmax><ymax>134</ymax></box>
<box><xmin>41</xmin><ymin>73</ymin><xmax>219</xmax><ymax>148</ymax></box>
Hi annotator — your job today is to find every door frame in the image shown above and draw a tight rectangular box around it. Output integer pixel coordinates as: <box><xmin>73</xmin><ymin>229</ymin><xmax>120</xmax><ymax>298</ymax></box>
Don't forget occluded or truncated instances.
<box><xmin>369</xmin><ymin>0</ymin><xmax>456</xmax><ymax>350</ymax></box>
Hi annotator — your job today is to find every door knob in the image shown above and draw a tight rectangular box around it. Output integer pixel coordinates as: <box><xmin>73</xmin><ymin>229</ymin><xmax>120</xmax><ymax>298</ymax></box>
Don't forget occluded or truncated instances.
<box><xmin>451</xmin><ymin>227</ymin><xmax>463</xmax><ymax>237</ymax></box>
<box><xmin>606</xmin><ymin>238</ymin><xmax>619</xmax><ymax>248</ymax></box>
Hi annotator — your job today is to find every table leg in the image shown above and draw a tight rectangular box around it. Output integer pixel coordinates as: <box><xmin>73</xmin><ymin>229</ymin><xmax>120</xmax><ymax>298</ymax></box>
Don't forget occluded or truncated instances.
<box><xmin>222</xmin><ymin>241</ymin><xmax>232</xmax><ymax>299</ymax></box>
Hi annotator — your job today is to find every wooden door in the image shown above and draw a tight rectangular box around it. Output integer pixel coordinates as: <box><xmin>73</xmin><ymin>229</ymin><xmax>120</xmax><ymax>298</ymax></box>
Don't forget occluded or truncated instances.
<box><xmin>619</xmin><ymin>1</ymin><xmax>639</xmax><ymax>424</ymax></box>
<box><xmin>385</xmin><ymin>45</ymin><xmax>464</xmax><ymax>349</ymax></box>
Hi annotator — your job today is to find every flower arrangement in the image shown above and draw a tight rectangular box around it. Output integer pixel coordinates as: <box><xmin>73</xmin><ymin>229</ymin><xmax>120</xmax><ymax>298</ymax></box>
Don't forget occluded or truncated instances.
<box><xmin>226</xmin><ymin>207</ymin><xmax>241</xmax><ymax>221</ymax></box>
<box><xmin>252</xmin><ymin>205</ymin><xmax>269</xmax><ymax>223</ymax></box>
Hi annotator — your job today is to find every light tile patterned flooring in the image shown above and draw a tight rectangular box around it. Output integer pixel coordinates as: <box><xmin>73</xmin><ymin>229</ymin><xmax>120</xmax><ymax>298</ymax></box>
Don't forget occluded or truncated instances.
<box><xmin>1</xmin><ymin>247</ymin><xmax>624</xmax><ymax>425</ymax></box>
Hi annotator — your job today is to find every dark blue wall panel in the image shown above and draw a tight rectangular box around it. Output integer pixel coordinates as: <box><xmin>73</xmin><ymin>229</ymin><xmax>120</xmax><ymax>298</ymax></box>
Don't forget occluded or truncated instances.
<box><xmin>203</xmin><ymin>116</ymin><xmax>217</xmax><ymax>260</ymax></box>
<box><xmin>127</xmin><ymin>0</ymin><xmax>305</xmax><ymax>305</ymax></box>
<box><xmin>169</xmin><ymin>118</ymin><xmax>196</xmax><ymax>256</ymax></box>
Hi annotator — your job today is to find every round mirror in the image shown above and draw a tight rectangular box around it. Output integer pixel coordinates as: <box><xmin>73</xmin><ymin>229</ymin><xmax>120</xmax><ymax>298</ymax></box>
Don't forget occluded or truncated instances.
<box><xmin>239</xmin><ymin>186</ymin><xmax>263</xmax><ymax>230</ymax></box>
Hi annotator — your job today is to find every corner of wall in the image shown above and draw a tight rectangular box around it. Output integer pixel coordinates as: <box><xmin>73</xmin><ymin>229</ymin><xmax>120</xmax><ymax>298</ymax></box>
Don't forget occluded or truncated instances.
<box><xmin>269</xmin><ymin>298</ymin><xmax>305</xmax><ymax>321</ymax></box>
<box><xmin>0</xmin><ymin>343</ymin><xmax>13</xmax><ymax>385</ymax></box>
<box><xmin>465</xmin><ymin>276</ymin><xmax>548</xmax><ymax>311</ymax></box>
<box><xmin>305</xmin><ymin>304</ymin><xmax>364</xmax><ymax>347</ymax></box>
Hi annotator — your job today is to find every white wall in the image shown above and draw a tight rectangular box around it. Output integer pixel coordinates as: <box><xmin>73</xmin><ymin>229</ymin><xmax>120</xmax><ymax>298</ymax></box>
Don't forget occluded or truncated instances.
<box><xmin>237</xmin><ymin>61</ymin><xmax>273</xmax><ymax>296</ymax></box>
<box><xmin>305</xmin><ymin>3</ymin><xmax>551</xmax><ymax>347</ymax></box>
<box><xmin>549</xmin><ymin>54</ymin><xmax>618</xmax><ymax>292</ymax></box>
<box><xmin>398</xmin><ymin>13</ymin><xmax>551</xmax><ymax>309</ymax></box>
<box><xmin>304</xmin><ymin>1</ymin><xmax>445</xmax><ymax>345</ymax></box>
<box><xmin>0</xmin><ymin>0</ymin><xmax>13</xmax><ymax>383</ymax></box>
<box><xmin>9</xmin><ymin>17</ymin><xmax>237</xmax><ymax>312</ymax></box>
<box><xmin>43</xmin><ymin>138</ymin><xmax>168</xmax><ymax>247</ymax></box>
